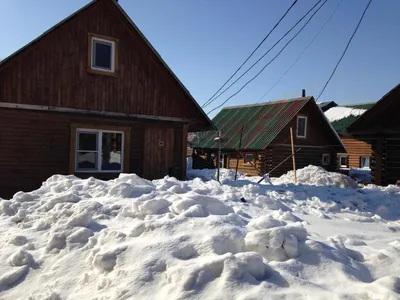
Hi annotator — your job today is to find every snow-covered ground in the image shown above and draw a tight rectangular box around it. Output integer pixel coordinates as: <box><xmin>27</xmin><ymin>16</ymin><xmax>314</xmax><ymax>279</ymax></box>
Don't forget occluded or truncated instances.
<box><xmin>324</xmin><ymin>106</ymin><xmax>366</xmax><ymax>122</ymax></box>
<box><xmin>1</xmin><ymin>166</ymin><xmax>400</xmax><ymax>299</ymax></box>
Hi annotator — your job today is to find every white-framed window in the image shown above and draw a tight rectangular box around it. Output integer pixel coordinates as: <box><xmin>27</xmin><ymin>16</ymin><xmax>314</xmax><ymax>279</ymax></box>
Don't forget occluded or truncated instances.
<box><xmin>76</xmin><ymin>129</ymin><xmax>124</xmax><ymax>172</ymax></box>
<box><xmin>360</xmin><ymin>156</ymin><xmax>371</xmax><ymax>168</ymax></box>
<box><xmin>338</xmin><ymin>154</ymin><xmax>348</xmax><ymax>168</ymax></box>
<box><xmin>296</xmin><ymin>116</ymin><xmax>307</xmax><ymax>138</ymax></box>
<box><xmin>245</xmin><ymin>154</ymin><xmax>254</xmax><ymax>164</ymax></box>
<box><xmin>90</xmin><ymin>36</ymin><xmax>116</xmax><ymax>73</ymax></box>
<box><xmin>322</xmin><ymin>153</ymin><xmax>330</xmax><ymax>166</ymax></box>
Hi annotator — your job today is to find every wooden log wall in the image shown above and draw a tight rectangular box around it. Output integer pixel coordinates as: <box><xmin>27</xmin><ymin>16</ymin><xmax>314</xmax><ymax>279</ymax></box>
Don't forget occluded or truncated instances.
<box><xmin>267</xmin><ymin>145</ymin><xmax>335</xmax><ymax>177</ymax></box>
<box><xmin>383</xmin><ymin>138</ymin><xmax>400</xmax><ymax>185</ymax></box>
<box><xmin>340</xmin><ymin>137</ymin><xmax>372</xmax><ymax>168</ymax></box>
<box><xmin>0</xmin><ymin>108</ymin><xmax>186</xmax><ymax>199</ymax></box>
<box><xmin>226</xmin><ymin>153</ymin><xmax>261</xmax><ymax>176</ymax></box>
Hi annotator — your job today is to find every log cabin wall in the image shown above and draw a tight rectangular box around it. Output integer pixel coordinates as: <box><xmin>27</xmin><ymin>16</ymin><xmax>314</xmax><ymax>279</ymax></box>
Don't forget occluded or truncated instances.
<box><xmin>226</xmin><ymin>152</ymin><xmax>262</xmax><ymax>176</ymax></box>
<box><xmin>0</xmin><ymin>108</ymin><xmax>186</xmax><ymax>199</ymax></box>
<box><xmin>0</xmin><ymin>0</ymin><xmax>207</xmax><ymax>125</ymax></box>
<box><xmin>340</xmin><ymin>137</ymin><xmax>372</xmax><ymax>168</ymax></box>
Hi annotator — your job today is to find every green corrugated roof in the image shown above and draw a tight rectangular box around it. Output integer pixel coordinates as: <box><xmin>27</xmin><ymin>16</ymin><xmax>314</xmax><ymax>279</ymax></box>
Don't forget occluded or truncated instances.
<box><xmin>331</xmin><ymin>115</ymin><xmax>360</xmax><ymax>132</ymax></box>
<box><xmin>190</xmin><ymin>97</ymin><xmax>311</xmax><ymax>150</ymax></box>
<box><xmin>330</xmin><ymin>102</ymin><xmax>375</xmax><ymax>132</ymax></box>
<box><xmin>344</xmin><ymin>102</ymin><xmax>375</xmax><ymax>110</ymax></box>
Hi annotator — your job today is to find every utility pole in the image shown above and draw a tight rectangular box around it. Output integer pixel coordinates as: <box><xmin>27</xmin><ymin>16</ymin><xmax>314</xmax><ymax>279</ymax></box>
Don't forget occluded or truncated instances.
<box><xmin>235</xmin><ymin>125</ymin><xmax>244</xmax><ymax>180</ymax></box>
<box><xmin>290</xmin><ymin>127</ymin><xmax>297</xmax><ymax>184</ymax></box>
<box><xmin>214</xmin><ymin>131</ymin><xmax>222</xmax><ymax>183</ymax></box>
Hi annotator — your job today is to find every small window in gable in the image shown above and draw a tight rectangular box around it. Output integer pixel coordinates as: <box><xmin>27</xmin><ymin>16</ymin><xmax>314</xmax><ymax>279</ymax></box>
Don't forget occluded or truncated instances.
<box><xmin>89</xmin><ymin>34</ymin><xmax>117</xmax><ymax>74</ymax></box>
<box><xmin>296</xmin><ymin>116</ymin><xmax>307</xmax><ymax>138</ymax></box>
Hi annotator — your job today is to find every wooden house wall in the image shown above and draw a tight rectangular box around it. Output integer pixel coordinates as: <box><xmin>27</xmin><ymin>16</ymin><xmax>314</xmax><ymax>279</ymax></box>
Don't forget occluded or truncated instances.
<box><xmin>340</xmin><ymin>137</ymin><xmax>372</xmax><ymax>168</ymax></box>
<box><xmin>0</xmin><ymin>0</ymin><xmax>207</xmax><ymax>127</ymax></box>
<box><xmin>226</xmin><ymin>152</ymin><xmax>261</xmax><ymax>176</ymax></box>
<box><xmin>273</xmin><ymin>100</ymin><xmax>342</xmax><ymax>148</ymax></box>
<box><xmin>0</xmin><ymin>108</ymin><xmax>186</xmax><ymax>199</ymax></box>
<box><xmin>368</xmin><ymin>137</ymin><xmax>400</xmax><ymax>186</ymax></box>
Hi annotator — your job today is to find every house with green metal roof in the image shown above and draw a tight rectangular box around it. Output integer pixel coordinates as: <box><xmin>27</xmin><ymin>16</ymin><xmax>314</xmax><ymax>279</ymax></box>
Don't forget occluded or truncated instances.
<box><xmin>324</xmin><ymin>103</ymin><xmax>375</xmax><ymax>172</ymax></box>
<box><xmin>191</xmin><ymin>97</ymin><xmax>345</xmax><ymax>177</ymax></box>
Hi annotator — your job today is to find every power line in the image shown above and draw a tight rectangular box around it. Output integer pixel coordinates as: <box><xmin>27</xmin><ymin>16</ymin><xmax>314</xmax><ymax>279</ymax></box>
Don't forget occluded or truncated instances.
<box><xmin>257</xmin><ymin>0</ymin><xmax>343</xmax><ymax>103</ymax></box>
<box><xmin>201</xmin><ymin>0</ymin><xmax>299</xmax><ymax>108</ymax></box>
<box><xmin>203</xmin><ymin>0</ymin><xmax>324</xmax><ymax>110</ymax></box>
<box><xmin>207</xmin><ymin>0</ymin><xmax>329</xmax><ymax>115</ymax></box>
<box><xmin>316</xmin><ymin>0</ymin><xmax>373</xmax><ymax>101</ymax></box>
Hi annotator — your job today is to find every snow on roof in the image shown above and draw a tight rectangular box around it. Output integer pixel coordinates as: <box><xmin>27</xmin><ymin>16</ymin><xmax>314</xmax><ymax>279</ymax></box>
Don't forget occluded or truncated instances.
<box><xmin>324</xmin><ymin>106</ymin><xmax>367</xmax><ymax>122</ymax></box>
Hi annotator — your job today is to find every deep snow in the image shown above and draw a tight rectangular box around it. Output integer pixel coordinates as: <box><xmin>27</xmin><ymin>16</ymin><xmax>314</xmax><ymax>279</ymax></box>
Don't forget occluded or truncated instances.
<box><xmin>1</xmin><ymin>166</ymin><xmax>400</xmax><ymax>299</ymax></box>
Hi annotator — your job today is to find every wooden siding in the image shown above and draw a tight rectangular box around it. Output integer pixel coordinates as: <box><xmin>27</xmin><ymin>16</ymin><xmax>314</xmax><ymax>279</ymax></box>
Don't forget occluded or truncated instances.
<box><xmin>226</xmin><ymin>153</ymin><xmax>261</xmax><ymax>176</ymax></box>
<box><xmin>273</xmin><ymin>100</ymin><xmax>343</xmax><ymax>149</ymax></box>
<box><xmin>0</xmin><ymin>108</ymin><xmax>186</xmax><ymax>199</ymax></box>
<box><xmin>143</xmin><ymin>127</ymin><xmax>174</xmax><ymax>179</ymax></box>
<box><xmin>340</xmin><ymin>137</ymin><xmax>372</xmax><ymax>168</ymax></box>
<box><xmin>0</xmin><ymin>0</ymin><xmax>208</xmax><ymax>128</ymax></box>
<box><xmin>267</xmin><ymin>146</ymin><xmax>336</xmax><ymax>177</ymax></box>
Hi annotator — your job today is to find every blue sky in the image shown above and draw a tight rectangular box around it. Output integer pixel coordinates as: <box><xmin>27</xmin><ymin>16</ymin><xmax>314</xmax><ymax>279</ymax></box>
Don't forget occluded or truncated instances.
<box><xmin>1</xmin><ymin>0</ymin><xmax>399</xmax><ymax>117</ymax></box>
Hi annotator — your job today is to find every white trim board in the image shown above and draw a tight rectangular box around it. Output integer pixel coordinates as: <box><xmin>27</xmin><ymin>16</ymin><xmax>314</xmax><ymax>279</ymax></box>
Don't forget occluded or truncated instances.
<box><xmin>0</xmin><ymin>102</ymin><xmax>194</xmax><ymax>123</ymax></box>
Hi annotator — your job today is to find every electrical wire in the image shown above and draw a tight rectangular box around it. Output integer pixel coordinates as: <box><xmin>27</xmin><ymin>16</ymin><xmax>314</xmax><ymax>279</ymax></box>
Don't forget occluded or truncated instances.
<box><xmin>201</xmin><ymin>0</ymin><xmax>299</xmax><ymax>108</ymax></box>
<box><xmin>203</xmin><ymin>0</ymin><xmax>323</xmax><ymax>109</ymax></box>
<box><xmin>207</xmin><ymin>0</ymin><xmax>330</xmax><ymax>115</ymax></box>
<box><xmin>257</xmin><ymin>0</ymin><xmax>344</xmax><ymax>103</ymax></box>
<box><xmin>316</xmin><ymin>0</ymin><xmax>373</xmax><ymax>101</ymax></box>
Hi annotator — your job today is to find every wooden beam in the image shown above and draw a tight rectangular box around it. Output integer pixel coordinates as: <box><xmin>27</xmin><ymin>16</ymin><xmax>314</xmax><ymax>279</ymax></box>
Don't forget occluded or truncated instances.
<box><xmin>181</xmin><ymin>124</ymin><xmax>188</xmax><ymax>180</ymax></box>
<box><xmin>0</xmin><ymin>102</ymin><xmax>194</xmax><ymax>123</ymax></box>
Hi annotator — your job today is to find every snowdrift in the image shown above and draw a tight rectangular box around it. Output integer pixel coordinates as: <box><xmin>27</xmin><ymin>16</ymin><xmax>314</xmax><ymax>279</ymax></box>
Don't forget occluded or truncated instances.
<box><xmin>0</xmin><ymin>167</ymin><xmax>400</xmax><ymax>299</ymax></box>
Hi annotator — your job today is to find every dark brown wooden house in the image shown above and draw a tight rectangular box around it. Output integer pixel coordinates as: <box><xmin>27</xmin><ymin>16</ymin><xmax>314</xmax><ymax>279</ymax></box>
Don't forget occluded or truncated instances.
<box><xmin>347</xmin><ymin>83</ymin><xmax>400</xmax><ymax>185</ymax></box>
<box><xmin>0</xmin><ymin>0</ymin><xmax>212</xmax><ymax>198</ymax></box>
<box><xmin>191</xmin><ymin>97</ymin><xmax>345</xmax><ymax>177</ymax></box>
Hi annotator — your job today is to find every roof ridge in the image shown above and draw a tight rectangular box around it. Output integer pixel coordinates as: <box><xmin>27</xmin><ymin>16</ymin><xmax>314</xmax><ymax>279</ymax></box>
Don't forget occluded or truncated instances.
<box><xmin>223</xmin><ymin>96</ymin><xmax>312</xmax><ymax>110</ymax></box>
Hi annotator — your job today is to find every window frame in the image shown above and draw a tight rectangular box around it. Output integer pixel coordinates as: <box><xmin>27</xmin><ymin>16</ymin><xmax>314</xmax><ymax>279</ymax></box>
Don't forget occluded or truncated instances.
<box><xmin>360</xmin><ymin>156</ymin><xmax>371</xmax><ymax>169</ymax></box>
<box><xmin>338</xmin><ymin>154</ymin><xmax>348</xmax><ymax>168</ymax></box>
<box><xmin>88</xmin><ymin>33</ymin><xmax>118</xmax><ymax>75</ymax></box>
<box><xmin>70</xmin><ymin>124</ymin><xmax>130</xmax><ymax>174</ymax></box>
<box><xmin>245</xmin><ymin>154</ymin><xmax>254</xmax><ymax>164</ymax></box>
<box><xmin>321</xmin><ymin>153</ymin><xmax>330</xmax><ymax>166</ymax></box>
<box><xmin>296</xmin><ymin>116</ymin><xmax>307</xmax><ymax>138</ymax></box>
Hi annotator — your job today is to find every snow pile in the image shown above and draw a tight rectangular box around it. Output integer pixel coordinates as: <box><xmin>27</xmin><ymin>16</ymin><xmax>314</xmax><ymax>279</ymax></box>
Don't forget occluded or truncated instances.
<box><xmin>187</xmin><ymin>167</ymin><xmax>247</xmax><ymax>183</ymax></box>
<box><xmin>324</xmin><ymin>106</ymin><xmax>366</xmax><ymax>122</ymax></box>
<box><xmin>273</xmin><ymin>165</ymin><xmax>358</xmax><ymax>188</ymax></box>
<box><xmin>0</xmin><ymin>168</ymin><xmax>400</xmax><ymax>299</ymax></box>
<box><xmin>349</xmin><ymin>168</ymin><xmax>372</xmax><ymax>183</ymax></box>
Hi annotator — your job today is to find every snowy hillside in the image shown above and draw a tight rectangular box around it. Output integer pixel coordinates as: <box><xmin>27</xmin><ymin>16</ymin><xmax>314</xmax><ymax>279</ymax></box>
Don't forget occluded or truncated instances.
<box><xmin>1</xmin><ymin>166</ymin><xmax>400</xmax><ymax>299</ymax></box>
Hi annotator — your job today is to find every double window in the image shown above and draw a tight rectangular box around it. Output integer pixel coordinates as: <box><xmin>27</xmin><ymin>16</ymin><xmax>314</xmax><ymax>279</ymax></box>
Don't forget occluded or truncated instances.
<box><xmin>73</xmin><ymin>127</ymin><xmax>127</xmax><ymax>173</ymax></box>
<box><xmin>89</xmin><ymin>33</ymin><xmax>117</xmax><ymax>74</ymax></box>
<box><xmin>296</xmin><ymin>116</ymin><xmax>307</xmax><ymax>138</ymax></box>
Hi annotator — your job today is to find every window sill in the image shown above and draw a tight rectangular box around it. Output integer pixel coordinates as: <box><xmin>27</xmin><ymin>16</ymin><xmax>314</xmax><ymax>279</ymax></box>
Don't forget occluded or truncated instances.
<box><xmin>87</xmin><ymin>68</ymin><xmax>117</xmax><ymax>77</ymax></box>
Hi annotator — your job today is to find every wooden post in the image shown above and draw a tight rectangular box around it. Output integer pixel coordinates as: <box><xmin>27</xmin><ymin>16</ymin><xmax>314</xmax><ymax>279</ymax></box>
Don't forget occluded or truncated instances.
<box><xmin>235</xmin><ymin>125</ymin><xmax>244</xmax><ymax>180</ymax></box>
<box><xmin>216</xmin><ymin>131</ymin><xmax>221</xmax><ymax>183</ymax></box>
<box><xmin>290</xmin><ymin>127</ymin><xmax>297</xmax><ymax>183</ymax></box>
